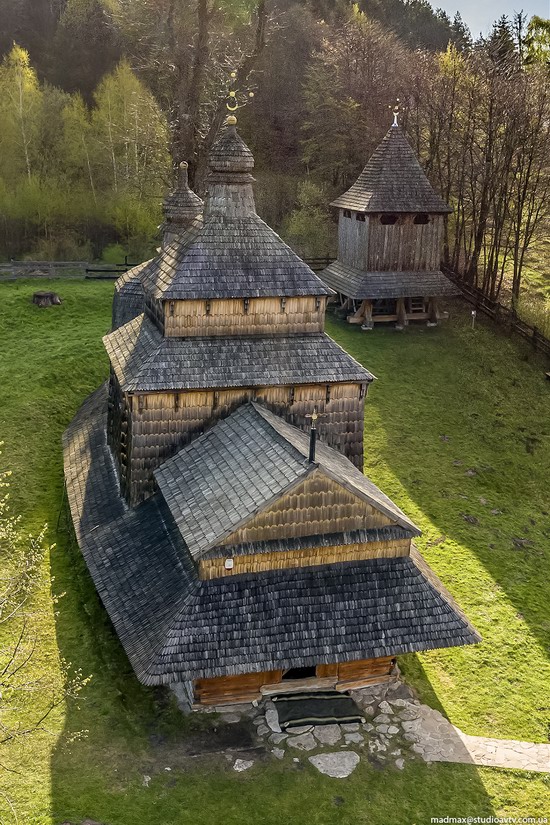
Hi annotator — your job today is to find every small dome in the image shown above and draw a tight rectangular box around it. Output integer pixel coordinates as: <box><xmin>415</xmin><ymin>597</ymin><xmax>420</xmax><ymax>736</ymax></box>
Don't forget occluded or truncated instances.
<box><xmin>209</xmin><ymin>121</ymin><xmax>254</xmax><ymax>174</ymax></box>
<box><xmin>163</xmin><ymin>162</ymin><xmax>203</xmax><ymax>225</ymax></box>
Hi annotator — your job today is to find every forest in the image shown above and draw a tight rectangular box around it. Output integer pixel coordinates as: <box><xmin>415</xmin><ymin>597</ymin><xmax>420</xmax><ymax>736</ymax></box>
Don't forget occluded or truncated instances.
<box><xmin>0</xmin><ymin>0</ymin><xmax>549</xmax><ymax>311</ymax></box>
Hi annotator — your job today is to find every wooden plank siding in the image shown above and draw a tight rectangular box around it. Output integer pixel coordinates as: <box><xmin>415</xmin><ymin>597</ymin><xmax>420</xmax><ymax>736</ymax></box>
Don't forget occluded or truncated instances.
<box><xmin>119</xmin><ymin>383</ymin><xmax>365</xmax><ymax>505</ymax></box>
<box><xmin>199</xmin><ymin>537</ymin><xmax>410</xmax><ymax>579</ymax></box>
<box><xmin>193</xmin><ymin>657</ymin><xmax>394</xmax><ymax>705</ymax></box>
<box><xmin>338</xmin><ymin>211</ymin><xmax>444</xmax><ymax>273</ymax></box>
<box><xmin>163</xmin><ymin>296</ymin><xmax>326</xmax><ymax>337</ymax></box>
<box><xmin>335</xmin><ymin>656</ymin><xmax>394</xmax><ymax>689</ymax></box>
<box><xmin>216</xmin><ymin>470</ymin><xmax>393</xmax><ymax>548</ymax></box>
<box><xmin>366</xmin><ymin>215</ymin><xmax>444</xmax><ymax>272</ymax></box>
<box><xmin>338</xmin><ymin>210</ymin><xmax>370</xmax><ymax>271</ymax></box>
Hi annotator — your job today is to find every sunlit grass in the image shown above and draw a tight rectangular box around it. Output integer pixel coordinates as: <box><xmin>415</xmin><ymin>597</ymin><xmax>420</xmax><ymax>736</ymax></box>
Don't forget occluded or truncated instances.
<box><xmin>0</xmin><ymin>282</ymin><xmax>548</xmax><ymax>824</ymax></box>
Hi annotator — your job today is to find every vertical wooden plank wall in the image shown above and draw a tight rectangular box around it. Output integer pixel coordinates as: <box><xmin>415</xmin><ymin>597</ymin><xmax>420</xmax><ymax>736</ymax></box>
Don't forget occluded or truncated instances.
<box><xmin>366</xmin><ymin>215</ymin><xmax>444</xmax><ymax>272</ymax></box>
<box><xmin>338</xmin><ymin>211</ymin><xmax>370</xmax><ymax>270</ymax></box>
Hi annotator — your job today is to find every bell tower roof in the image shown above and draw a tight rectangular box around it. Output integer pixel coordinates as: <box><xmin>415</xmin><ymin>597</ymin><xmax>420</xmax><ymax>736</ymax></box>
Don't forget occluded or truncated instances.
<box><xmin>331</xmin><ymin>126</ymin><xmax>452</xmax><ymax>215</ymax></box>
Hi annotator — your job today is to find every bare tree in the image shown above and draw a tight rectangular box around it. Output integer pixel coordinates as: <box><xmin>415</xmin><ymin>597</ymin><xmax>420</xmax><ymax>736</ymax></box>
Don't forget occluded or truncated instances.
<box><xmin>113</xmin><ymin>0</ymin><xmax>270</xmax><ymax>188</ymax></box>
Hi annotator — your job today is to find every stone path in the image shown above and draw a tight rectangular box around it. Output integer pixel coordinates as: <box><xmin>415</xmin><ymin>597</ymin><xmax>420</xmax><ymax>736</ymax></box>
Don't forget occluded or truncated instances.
<box><xmin>404</xmin><ymin>703</ymin><xmax>550</xmax><ymax>772</ymax></box>
<box><xmin>217</xmin><ymin>679</ymin><xmax>550</xmax><ymax>777</ymax></box>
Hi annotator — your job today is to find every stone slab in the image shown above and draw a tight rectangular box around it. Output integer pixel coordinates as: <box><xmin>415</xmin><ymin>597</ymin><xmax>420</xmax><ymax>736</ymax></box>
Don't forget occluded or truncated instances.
<box><xmin>308</xmin><ymin>751</ymin><xmax>360</xmax><ymax>778</ymax></box>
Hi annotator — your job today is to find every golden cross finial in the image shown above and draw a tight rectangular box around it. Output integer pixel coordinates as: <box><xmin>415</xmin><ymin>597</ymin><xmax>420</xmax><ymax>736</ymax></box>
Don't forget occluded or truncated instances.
<box><xmin>306</xmin><ymin>407</ymin><xmax>320</xmax><ymax>424</ymax></box>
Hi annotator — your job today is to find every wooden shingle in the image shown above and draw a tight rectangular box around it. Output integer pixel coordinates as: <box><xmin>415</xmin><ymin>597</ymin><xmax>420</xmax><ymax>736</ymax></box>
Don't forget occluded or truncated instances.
<box><xmin>331</xmin><ymin>126</ymin><xmax>452</xmax><ymax>214</ymax></box>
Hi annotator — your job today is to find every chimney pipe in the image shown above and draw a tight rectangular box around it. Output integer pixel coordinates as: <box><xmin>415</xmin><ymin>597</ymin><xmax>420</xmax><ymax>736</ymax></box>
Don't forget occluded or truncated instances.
<box><xmin>308</xmin><ymin>408</ymin><xmax>318</xmax><ymax>463</ymax></box>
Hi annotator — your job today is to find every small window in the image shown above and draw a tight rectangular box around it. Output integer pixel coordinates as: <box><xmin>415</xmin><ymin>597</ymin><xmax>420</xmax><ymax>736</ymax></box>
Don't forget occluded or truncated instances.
<box><xmin>356</xmin><ymin>213</ymin><xmax>366</xmax><ymax>222</ymax></box>
<box><xmin>380</xmin><ymin>214</ymin><xmax>398</xmax><ymax>225</ymax></box>
<box><xmin>414</xmin><ymin>213</ymin><xmax>430</xmax><ymax>225</ymax></box>
<box><xmin>343</xmin><ymin>209</ymin><xmax>352</xmax><ymax>218</ymax></box>
<box><xmin>282</xmin><ymin>666</ymin><xmax>316</xmax><ymax>681</ymax></box>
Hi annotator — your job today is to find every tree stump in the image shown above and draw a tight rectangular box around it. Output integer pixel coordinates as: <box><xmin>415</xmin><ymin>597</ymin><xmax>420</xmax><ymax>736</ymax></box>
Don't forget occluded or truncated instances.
<box><xmin>32</xmin><ymin>291</ymin><xmax>62</xmax><ymax>307</ymax></box>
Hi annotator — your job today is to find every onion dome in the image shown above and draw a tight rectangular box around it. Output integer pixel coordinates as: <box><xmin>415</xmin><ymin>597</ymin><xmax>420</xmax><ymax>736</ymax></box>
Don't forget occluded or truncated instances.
<box><xmin>208</xmin><ymin>116</ymin><xmax>254</xmax><ymax>175</ymax></box>
<box><xmin>162</xmin><ymin>162</ymin><xmax>203</xmax><ymax>244</ymax></box>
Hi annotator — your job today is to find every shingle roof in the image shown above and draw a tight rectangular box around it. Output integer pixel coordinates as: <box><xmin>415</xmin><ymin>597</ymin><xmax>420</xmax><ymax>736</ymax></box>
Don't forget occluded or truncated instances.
<box><xmin>112</xmin><ymin>266</ymin><xmax>147</xmax><ymax>330</ymax></box>
<box><xmin>139</xmin><ymin>214</ymin><xmax>332</xmax><ymax>300</ymax></box>
<box><xmin>163</xmin><ymin>162</ymin><xmax>203</xmax><ymax>226</ymax></box>
<box><xmin>136</xmin><ymin>121</ymin><xmax>331</xmax><ymax>301</ymax></box>
<box><xmin>320</xmin><ymin>260</ymin><xmax>459</xmax><ymax>300</ymax></box>
<box><xmin>103</xmin><ymin>314</ymin><xmax>373</xmax><ymax>392</ymax></box>
<box><xmin>155</xmin><ymin>403</ymin><xmax>419</xmax><ymax>559</ymax></box>
<box><xmin>63</xmin><ymin>387</ymin><xmax>480</xmax><ymax>685</ymax></box>
<box><xmin>202</xmin><ymin>525</ymin><xmax>414</xmax><ymax>560</ymax></box>
<box><xmin>331</xmin><ymin>126</ymin><xmax>452</xmax><ymax>214</ymax></box>
<box><xmin>209</xmin><ymin>122</ymin><xmax>255</xmax><ymax>174</ymax></box>
<box><xmin>148</xmin><ymin>558</ymin><xmax>480</xmax><ymax>682</ymax></box>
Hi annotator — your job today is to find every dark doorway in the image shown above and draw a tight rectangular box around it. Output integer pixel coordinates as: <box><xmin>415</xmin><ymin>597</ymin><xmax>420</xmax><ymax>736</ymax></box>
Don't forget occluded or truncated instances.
<box><xmin>282</xmin><ymin>666</ymin><xmax>316</xmax><ymax>681</ymax></box>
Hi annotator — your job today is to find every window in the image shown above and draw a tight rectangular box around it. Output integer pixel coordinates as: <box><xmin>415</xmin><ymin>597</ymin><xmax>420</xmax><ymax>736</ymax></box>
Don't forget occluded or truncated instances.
<box><xmin>355</xmin><ymin>213</ymin><xmax>366</xmax><ymax>222</ymax></box>
<box><xmin>343</xmin><ymin>209</ymin><xmax>352</xmax><ymax>218</ymax></box>
<box><xmin>380</xmin><ymin>214</ymin><xmax>398</xmax><ymax>225</ymax></box>
<box><xmin>414</xmin><ymin>213</ymin><xmax>430</xmax><ymax>225</ymax></box>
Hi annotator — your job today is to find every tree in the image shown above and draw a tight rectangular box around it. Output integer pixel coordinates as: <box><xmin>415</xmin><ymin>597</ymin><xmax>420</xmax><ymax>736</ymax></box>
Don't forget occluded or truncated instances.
<box><xmin>0</xmin><ymin>45</ymin><xmax>41</xmax><ymax>183</ymax></box>
<box><xmin>51</xmin><ymin>0</ymin><xmax>122</xmax><ymax>99</ymax></box>
<box><xmin>302</xmin><ymin>6</ymin><xmax>417</xmax><ymax>188</ymax></box>
<box><xmin>113</xmin><ymin>0</ymin><xmax>270</xmax><ymax>187</ymax></box>
<box><xmin>524</xmin><ymin>15</ymin><xmax>550</xmax><ymax>67</ymax></box>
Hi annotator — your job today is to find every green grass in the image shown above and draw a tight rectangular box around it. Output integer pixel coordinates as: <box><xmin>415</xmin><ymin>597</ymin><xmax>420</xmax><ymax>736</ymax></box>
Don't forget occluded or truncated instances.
<box><xmin>0</xmin><ymin>281</ymin><xmax>549</xmax><ymax>824</ymax></box>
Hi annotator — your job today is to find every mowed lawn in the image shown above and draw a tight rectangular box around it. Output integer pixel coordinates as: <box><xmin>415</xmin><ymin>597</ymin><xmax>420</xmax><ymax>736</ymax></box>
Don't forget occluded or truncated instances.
<box><xmin>0</xmin><ymin>279</ymin><xmax>549</xmax><ymax>825</ymax></box>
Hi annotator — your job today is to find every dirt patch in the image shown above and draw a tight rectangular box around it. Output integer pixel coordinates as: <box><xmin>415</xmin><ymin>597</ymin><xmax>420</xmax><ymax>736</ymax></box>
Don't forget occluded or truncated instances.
<box><xmin>182</xmin><ymin>720</ymin><xmax>257</xmax><ymax>756</ymax></box>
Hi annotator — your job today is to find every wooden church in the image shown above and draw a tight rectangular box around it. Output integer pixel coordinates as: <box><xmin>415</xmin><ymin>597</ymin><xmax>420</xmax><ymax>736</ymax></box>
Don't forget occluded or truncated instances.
<box><xmin>63</xmin><ymin>115</ymin><xmax>479</xmax><ymax>708</ymax></box>
<box><xmin>321</xmin><ymin>112</ymin><xmax>458</xmax><ymax>329</ymax></box>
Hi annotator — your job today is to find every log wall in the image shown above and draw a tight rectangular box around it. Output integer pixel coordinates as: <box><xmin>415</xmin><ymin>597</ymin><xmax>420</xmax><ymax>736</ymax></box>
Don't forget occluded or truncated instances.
<box><xmin>194</xmin><ymin>670</ymin><xmax>283</xmax><ymax>705</ymax></box>
<box><xmin>338</xmin><ymin>211</ymin><xmax>444</xmax><ymax>273</ymax></box>
<box><xmin>163</xmin><ymin>296</ymin><xmax>326</xmax><ymax>337</ymax></box>
<box><xmin>193</xmin><ymin>657</ymin><xmax>394</xmax><ymax>704</ymax></box>
<box><xmin>199</xmin><ymin>537</ymin><xmax>410</xmax><ymax>579</ymax></box>
<box><xmin>217</xmin><ymin>470</ymin><xmax>393</xmax><ymax>548</ymax></box>
<box><xmin>121</xmin><ymin>382</ymin><xmax>366</xmax><ymax>505</ymax></box>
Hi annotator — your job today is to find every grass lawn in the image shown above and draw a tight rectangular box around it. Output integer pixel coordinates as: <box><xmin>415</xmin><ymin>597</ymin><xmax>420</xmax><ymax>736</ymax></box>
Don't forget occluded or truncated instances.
<box><xmin>0</xmin><ymin>279</ymin><xmax>549</xmax><ymax>824</ymax></box>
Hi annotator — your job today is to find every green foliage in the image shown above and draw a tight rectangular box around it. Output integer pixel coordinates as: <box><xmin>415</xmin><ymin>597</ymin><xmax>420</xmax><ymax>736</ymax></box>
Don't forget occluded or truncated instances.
<box><xmin>524</xmin><ymin>15</ymin><xmax>550</xmax><ymax>67</ymax></box>
<box><xmin>281</xmin><ymin>179</ymin><xmax>336</xmax><ymax>257</ymax></box>
<box><xmin>101</xmin><ymin>243</ymin><xmax>128</xmax><ymax>264</ymax></box>
<box><xmin>0</xmin><ymin>50</ymin><xmax>169</xmax><ymax>260</ymax></box>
